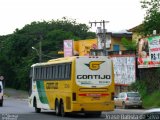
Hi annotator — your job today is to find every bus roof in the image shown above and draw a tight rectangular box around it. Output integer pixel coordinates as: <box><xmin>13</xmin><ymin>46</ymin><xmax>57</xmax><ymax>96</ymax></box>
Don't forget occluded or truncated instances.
<box><xmin>48</xmin><ymin>56</ymin><xmax>76</xmax><ymax>63</ymax></box>
<box><xmin>31</xmin><ymin>56</ymin><xmax>109</xmax><ymax>67</ymax></box>
<box><xmin>31</xmin><ymin>56</ymin><xmax>76</xmax><ymax>67</ymax></box>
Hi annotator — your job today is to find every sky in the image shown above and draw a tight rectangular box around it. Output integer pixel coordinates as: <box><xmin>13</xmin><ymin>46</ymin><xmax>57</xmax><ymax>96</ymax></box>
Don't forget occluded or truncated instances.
<box><xmin>0</xmin><ymin>0</ymin><xmax>146</xmax><ymax>35</ymax></box>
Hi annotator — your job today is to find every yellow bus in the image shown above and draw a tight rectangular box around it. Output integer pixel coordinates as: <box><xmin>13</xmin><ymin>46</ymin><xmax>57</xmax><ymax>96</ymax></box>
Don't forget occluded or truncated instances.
<box><xmin>29</xmin><ymin>56</ymin><xmax>114</xmax><ymax>117</ymax></box>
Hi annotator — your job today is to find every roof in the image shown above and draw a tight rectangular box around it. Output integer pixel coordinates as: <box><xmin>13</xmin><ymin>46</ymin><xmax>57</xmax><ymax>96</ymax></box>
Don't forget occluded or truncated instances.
<box><xmin>107</xmin><ymin>30</ymin><xmax>132</xmax><ymax>38</ymax></box>
<box><xmin>128</xmin><ymin>24</ymin><xmax>143</xmax><ymax>32</ymax></box>
<box><xmin>111</xmin><ymin>33</ymin><xmax>132</xmax><ymax>38</ymax></box>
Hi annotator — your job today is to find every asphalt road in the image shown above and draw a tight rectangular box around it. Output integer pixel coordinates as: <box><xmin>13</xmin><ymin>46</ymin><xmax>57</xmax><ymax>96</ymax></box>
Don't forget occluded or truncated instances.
<box><xmin>0</xmin><ymin>98</ymin><xmax>146</xmax><ymax>120</ymax></box>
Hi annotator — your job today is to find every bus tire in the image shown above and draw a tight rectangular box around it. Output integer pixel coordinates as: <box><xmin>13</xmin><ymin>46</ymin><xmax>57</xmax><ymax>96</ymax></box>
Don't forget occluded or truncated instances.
<box><xmin>55</xmin><ymin>100</ymin><xmax>60</xmax><ymax>116</ymax></box>
<box><xmin>85</xmin><ymin>111</ymin><xmax>101</xmax><ymax>117</ymax></box>
<box><xmin>34</xmin><ymin>98</ymin><xmax>41</xmax><ymax>113</ymax></box>
<box><xmin>95</xmin><ymin>111</ymin><xmax>102</xmax><ymax>117</ymax></box>
<box><xmin>60</xmin><ymin>101</ymin><xmax>66</xmax><ymax>117</ymax></box>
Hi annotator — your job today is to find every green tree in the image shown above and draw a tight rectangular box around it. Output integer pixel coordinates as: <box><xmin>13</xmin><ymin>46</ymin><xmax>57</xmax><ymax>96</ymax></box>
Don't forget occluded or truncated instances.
<box><xmin>0</xmin><ymin>18</ymin><xmax>95</xmax><ymax>90</ymax></box>
<box><xmin>140</xmin><ymin>0</ymin><xmax>160</xmax><ymax>35</ymax></box>
<box><xmin>121</xmin><ymin>37</ymin><xmax>137</xmax><ymax>50</ymax></box>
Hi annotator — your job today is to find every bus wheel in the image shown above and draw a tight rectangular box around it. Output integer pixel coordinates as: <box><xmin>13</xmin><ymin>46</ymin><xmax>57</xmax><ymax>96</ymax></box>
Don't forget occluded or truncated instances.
<box><xmin>60</xmin><ymin>101</ymin><xmax>66</xmax><ymax>117</ymax></box>
<box><xmin>55</xmin><ymin>100</ymin><xmax>60</xmax><ymax>116</ymax></box>
<box><xmin>94</xmin><ymin>112</ymin><xmax>102</xmax><ymax>117</ymax></box>
<box><xmin>85</xmin><ymin>112</ymin><xmax>101</xmax><ymax>117</ymax></box>
<box><xmin>34</xmin><ymin>99</ymin><xmax>41</xmax><ymax>113</ymax></box>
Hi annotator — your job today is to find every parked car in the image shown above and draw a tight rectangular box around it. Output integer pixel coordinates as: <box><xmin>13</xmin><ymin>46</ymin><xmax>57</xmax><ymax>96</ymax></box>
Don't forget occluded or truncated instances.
<box><xmin>0</xmin><ymin>80</ymin><xmax>3</xmax><ymax>107</ymax></box>
<box><xmin>141</xmin><ymin>108</ymin><xmax>160</xmax><ymax>120</ymax></box>
<box><xmin>114</xmin><ymin>92</ymin><xmax>142</xmax><ymax>109</ymax></box>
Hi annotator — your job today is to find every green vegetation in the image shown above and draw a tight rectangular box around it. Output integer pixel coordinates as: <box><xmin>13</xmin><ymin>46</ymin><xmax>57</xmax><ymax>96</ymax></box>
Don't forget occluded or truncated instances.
<box><xmin>140</xmin><ymin>0</ymin><xmax>160</xmax><ymax>35</ymax></box>
<box><xmin>130</xmin><ymin>81</ymin><xmax>147</xmax><ymax>99</ymax></box>
<box><xmin>128</xmin><ymin>0</ymin><xmax>160</xmax><ymax>108</ymax></box>
<box><xmin>143</xmin><ymin>91</ymin><xmax>160</xmax><ymax>108</ymax></box>
<box><xmin>0</xmin><ymin>18</ymin><xmax>95</xmax><ymax>90</ymax></box>
<box><xmin>131</xmin><ymin>80</ymin><xmax>160</xmax><ymax>108</ymax></box>
<box><xmin>130</xmin><ymin>68</ymin><xmax>160</xmax><ymax>108</ymax></box>
<box><xmin>121</xmin><ymin>37</ymin><xmax>137</xmax><ymax>50</ymax></box>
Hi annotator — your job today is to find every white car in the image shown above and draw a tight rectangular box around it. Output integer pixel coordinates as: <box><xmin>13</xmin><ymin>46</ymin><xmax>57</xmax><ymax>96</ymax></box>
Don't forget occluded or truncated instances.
<box><xmin>0</xmin><ymin>81</ymin><xmax>3</xmax><ymax>107</ymax></box>
<box><xmin>114</xmin><ymin>92</ymin><xmax>143</xmax><ymax>109</ymax></box>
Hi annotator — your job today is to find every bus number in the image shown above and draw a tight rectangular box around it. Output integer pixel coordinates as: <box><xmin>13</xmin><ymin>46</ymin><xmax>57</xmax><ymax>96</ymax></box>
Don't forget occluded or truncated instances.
<box><xmin>46</xmin><ymin>82</ymin><xmax>58</xmax><ymax>89</ymax></box>
<box><xmin>64</xmin><ymin>84</ymin><xmax>69</xmax><ymax>88</ymax></box>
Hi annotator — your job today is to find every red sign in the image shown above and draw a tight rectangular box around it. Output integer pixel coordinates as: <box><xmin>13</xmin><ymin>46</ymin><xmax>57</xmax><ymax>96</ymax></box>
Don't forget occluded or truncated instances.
<box><xmin>138</xmin><ymin>36</ymin><xmax>160</xmax><ymax>68</ymax></box>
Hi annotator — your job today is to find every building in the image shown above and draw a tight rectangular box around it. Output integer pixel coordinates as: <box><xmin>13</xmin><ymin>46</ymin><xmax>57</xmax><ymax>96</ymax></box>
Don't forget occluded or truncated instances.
<box><xmin>74</xmin><ymin>39</ymin><xmax>97</xmax><ymax>56</ymax></box>
<box><xmin>128</xmin><ymin>24</ymin><xmax>143</xmax><ymax>41</ymax></box>
<box><xmin>109</xmin><ymin>31</ymin><xmax>132</xmax><ymax>51</ymax></box>
<box><xmin>73</xmin><ymin>31</ymin><xmax>133</xmax><ymax>56</ymax></box>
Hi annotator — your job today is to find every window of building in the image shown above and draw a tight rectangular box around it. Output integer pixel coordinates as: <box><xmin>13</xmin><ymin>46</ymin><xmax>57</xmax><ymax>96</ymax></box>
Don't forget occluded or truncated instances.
<box><xmin>113</xmin><ymin>44</ymin><xmax>120</xmax><ymax>51</ymax></box>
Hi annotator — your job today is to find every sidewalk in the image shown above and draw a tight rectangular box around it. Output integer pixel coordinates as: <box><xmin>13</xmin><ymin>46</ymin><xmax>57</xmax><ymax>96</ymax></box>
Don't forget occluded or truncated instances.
<box><xmin>4</xmin><ymin>88</ymin><xmax>29</xmax><ymax>100</ymax></box>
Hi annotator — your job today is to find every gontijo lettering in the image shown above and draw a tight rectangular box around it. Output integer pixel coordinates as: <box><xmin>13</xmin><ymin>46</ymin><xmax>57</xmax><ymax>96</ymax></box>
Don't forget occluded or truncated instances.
<box><xmin>46</xmin><ymin>82</ymin><xmax>58</xmax><ymax>89</ymax></box>
<box><xmin>77</xmin><ymin>75</ymin><xmax>111</xmax><ymax>79</ymax></box>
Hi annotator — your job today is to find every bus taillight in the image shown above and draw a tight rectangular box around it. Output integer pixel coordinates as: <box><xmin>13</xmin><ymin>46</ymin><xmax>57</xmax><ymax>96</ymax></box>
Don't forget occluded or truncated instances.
<box><xmin>72</xmin><ymin>93</ymin><xmax>76</xmax><ymax>101</ymax></box>
<box><xmin>78</xmin><ymin>93</ymin><xmax>109</xmax><ymax>97</ymax></box>
<box><xmin>111</xmin><ymin>92</ymin><xmax>114</xmax><ymax>100</ymax></box>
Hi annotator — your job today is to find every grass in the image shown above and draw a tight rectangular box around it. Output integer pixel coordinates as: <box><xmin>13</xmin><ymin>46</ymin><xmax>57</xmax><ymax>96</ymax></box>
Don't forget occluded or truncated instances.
<box><xmin>142</xmin><ymin>90</ymin><xmax>160</xmax><ymax>108</ymax></box>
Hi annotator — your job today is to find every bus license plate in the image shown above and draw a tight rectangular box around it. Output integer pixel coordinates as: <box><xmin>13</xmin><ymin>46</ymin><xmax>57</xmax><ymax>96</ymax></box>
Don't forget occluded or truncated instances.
<box><xmin>92</xmin><ymin>96</ymin><xmax>100</xmax><ymax>100</ymax></box>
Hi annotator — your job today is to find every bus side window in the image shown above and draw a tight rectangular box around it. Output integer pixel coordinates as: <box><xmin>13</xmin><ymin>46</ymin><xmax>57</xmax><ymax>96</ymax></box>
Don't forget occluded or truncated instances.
<box><xmin>52</xmin><ymin>66</ymin><xmax>55</xmax><ymax>80</ymax></box>
<box><xmin>34</xmin><ymin>68</ymin><xmax>36</xmax><ymax>80</ymax></box>
<box><xmin>41</xmin><ymin>67</ymin><xmax>45</xmax><ymax>80</ymax></box>
<box><xmin>65</xmin><ymin>63</ymin><xmax>71</xmax><ymax>79</ymax></box>
<box><xmin>55</xmin><ymin>65</ymin><xmax>58</xmax><ymax>79</ymax></box>
<box><xmin>44</xmin><ymin>67</ymin><xmax>47</xmax><ymax>80</ymax></box>
<box><xmin>35</xmin><ymin>68</ymin><xmax>38</xmax><ymax>80</ymax></box>
<box><xmin>60</xmin><ymin>65</ymin><xmax>63</xmax><ymax>79</ymax></box>
<box><xmin>64</xmin><ymin>64</ymin><xmax>68</xmax><ymax>79</ymax></box>
<box><xmin>61</xmin><ymin>64</ymin><xmax>65</xmax><ymax>79</ymax></box>
<box><xmin>58</xmin><ymin>65</ymin><xmax>61</xmax><ymax>79</ymax></box>
<box><xmin>37</xmin><ymin>67</ymin><xmax>40</xmax><ymax>80</ymax></box>
<box><xmin>49</xmin><ymin>66</ymin><xmax>52</xmax><ymax>80</ymax></box>
<box><xmin>46</xmin><ymin>67</ymin><xmax>49</xmax><ymax>80</ymax></box>
<box><xmin>67</xmin><ymin>63</ymin><xmax>71</xmax><ymax>79</ymax></box>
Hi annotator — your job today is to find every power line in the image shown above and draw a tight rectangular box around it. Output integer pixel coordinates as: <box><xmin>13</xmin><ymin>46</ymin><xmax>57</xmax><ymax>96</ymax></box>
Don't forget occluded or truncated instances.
<box><xmin>89</xmin><ymin>20</ymin><xmax>109</xmax><ymax>56</ymax></box>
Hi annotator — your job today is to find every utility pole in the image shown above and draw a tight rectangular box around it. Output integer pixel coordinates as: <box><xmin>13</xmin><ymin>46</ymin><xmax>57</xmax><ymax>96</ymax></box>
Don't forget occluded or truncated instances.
<box><xmin>89</xmin><ymin>20</ymin><xmax>109</xmax><ymax>56</ymax></box>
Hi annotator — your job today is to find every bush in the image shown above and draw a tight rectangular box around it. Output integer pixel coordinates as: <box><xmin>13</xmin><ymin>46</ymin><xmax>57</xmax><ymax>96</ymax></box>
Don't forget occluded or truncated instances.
<box><xmin>129</xmin><ymin>80</ymin><xmax>147</xmax><ymax>99</ymax></box>
<box><xmin>143</xmin><ymin>91</ymin><xmax>160</xmax><ymax>108</ymax></box>
<box><xmin>130</xmin><ymin>81</ymin><xmax>160</xmax><ymax>108</ymax></box>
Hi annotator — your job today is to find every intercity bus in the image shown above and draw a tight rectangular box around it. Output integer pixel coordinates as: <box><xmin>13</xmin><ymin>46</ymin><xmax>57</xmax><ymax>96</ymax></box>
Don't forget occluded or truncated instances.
<box><xmin>29</xmin><ymin>56</ymin><xmax>115</xmax><ymax>117</ymax></box>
